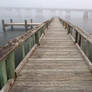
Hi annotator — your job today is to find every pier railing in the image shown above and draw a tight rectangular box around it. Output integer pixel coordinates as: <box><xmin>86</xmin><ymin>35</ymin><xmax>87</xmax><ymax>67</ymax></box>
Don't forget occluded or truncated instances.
<box><xmin>0</xmin><ymin>18</ymin><xmax>53</xmax><ymax>90</ymax></box>
<box><xmin>2</xmin><ymin>19</ymin><xmax>41</xmax><ymax>31</ymax></box>
<box><xmin>59</xmin><ymin>18</ymin><xmax>92</xmax><ymax>68</ymax></box>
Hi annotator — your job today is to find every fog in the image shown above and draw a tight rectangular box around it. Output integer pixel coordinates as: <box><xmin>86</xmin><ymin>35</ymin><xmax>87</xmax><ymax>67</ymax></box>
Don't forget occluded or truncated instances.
<box><xmin>0</xmin><ymin>0</ymin><xmax>92</xmax><ymax>9</ymax></box>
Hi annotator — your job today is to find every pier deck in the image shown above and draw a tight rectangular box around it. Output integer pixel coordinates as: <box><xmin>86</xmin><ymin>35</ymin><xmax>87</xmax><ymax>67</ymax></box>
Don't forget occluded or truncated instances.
<box><xmin>9</xmin><ymin>18</ymin><xmax>92</xmax><ymax>92</ymax></box>
<box><xmin>2</xmin><ymin>19</ymin><xmax>41</xmax><ymax>32</ymax></box>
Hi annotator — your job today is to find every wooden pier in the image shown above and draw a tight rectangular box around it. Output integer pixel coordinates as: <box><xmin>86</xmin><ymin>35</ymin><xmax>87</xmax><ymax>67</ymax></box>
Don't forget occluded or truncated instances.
<box><xmin>0</xmin><ymin>18</ymin><xmax>92</xmax><ymax>92</ymax></box>
<box><xmin>2</xmin><ymin>19</ymin><xmax>41</xmax><ymax>31</ymax></box>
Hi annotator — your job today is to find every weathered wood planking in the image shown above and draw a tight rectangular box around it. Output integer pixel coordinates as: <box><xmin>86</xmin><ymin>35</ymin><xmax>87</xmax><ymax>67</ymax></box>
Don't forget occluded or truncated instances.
<box><xmin>10</xmin><ymin>18</ymin><xmax>92</xmax><ymax>92</ymax></box>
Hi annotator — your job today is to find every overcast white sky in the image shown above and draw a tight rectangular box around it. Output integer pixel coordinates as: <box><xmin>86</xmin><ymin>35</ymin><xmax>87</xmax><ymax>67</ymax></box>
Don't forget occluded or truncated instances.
<box><xmin>0</xmin><ymin>0</ymin><xmax>92</xmax><ymax>9</ymax></box>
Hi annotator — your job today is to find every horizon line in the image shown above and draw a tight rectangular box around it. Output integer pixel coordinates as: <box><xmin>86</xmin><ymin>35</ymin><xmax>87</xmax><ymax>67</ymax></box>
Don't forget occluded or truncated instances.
<box><xmin>0</xmin><ymin>6</ymin><xmax>92</xmax><ymax>10</ymax></box>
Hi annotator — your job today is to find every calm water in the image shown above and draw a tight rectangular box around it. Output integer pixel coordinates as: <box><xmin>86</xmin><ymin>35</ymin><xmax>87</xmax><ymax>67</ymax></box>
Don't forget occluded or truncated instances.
<box><xmin>0</xmin><ymin>7</ymin><xmax>92</xmax><ymax>46</ymax></box>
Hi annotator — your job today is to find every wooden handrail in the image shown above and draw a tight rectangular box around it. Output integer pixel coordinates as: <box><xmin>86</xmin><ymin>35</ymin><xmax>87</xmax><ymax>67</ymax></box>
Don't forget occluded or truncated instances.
<box><xmin>59</xmin><ymin>17</ymin><xmax>92</xmax><ymax>67</ymax></box>
<box><xmin>0</xmin><ymin>18</ymin><xmax>53</xmax><ymax>90</ymax></box>
<box><xmin>59</xmin><ymin>18</ymin><xmax>92</xmax><ymax>43</ymax></box>
<box><xmin>2</xmin><ymin>19</ymin><xmax>41</xmax><ymax>31</ymax></box>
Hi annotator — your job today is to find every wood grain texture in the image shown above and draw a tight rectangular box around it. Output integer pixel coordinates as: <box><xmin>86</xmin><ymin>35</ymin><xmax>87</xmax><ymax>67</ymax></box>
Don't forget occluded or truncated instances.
<box><xmin>10</xmin><ymin>18</ymin><xmax>92</xmax><ymax>92</ymax></box>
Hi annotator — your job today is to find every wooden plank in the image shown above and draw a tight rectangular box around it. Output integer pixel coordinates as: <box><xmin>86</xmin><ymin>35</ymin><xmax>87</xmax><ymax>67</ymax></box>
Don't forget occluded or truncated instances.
<box><xmin>10</xmin><ymin>86</ymin><xmax>85</xmax><ymax>92</ymax></box>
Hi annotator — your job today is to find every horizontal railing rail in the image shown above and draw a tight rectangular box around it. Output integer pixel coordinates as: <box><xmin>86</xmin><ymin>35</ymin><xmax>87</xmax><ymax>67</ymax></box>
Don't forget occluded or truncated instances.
<box><xmin>2</xmin><ymin>19</ymin><xmax>40</xmax><ymax>31</ymax></box>
<box><xmin>0</xmin><ymin>18</ymin><xmax>53</xmax><ymax>90</ymax></box>
<box><xmin>59</xmin><ymin>18</ymin><xmax>92</xmax><ymax>68</ymax></box>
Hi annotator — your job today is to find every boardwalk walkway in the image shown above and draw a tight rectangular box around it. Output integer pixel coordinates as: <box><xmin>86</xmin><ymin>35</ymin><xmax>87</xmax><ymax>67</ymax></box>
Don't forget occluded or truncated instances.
<box><xmin>10</xmin><ymin>18</ymin><xmax>92</xmax><ymax>92</ymax></box>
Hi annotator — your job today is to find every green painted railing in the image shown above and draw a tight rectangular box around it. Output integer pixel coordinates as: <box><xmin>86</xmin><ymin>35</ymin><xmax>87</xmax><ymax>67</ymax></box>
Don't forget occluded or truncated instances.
<box><xmin>0</xmin><ymin>18</ymin><xmax>53</xmax><ymax>89</ymax></box>
<box><xmin>59</xmin><ymin>18</ymin><xmax>92</xmax><ymax>68</ymax></box>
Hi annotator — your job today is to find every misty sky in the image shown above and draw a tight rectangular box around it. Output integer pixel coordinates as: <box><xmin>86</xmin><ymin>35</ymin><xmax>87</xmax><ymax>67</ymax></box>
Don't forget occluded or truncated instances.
<box><xmin>0</xmin><ymin>0</ymin><xmax>92</xmax><ymax>9</ymax></box>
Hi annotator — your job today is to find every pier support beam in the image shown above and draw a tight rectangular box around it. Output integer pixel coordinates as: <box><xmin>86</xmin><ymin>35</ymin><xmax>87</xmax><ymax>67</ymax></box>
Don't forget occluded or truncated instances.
<box><xmin>6</xmin><ymin>51</ymin><xmax>15</xmax><ymax>79</ymax></box>
<box><xmin>10</xmin><ymin>19</ymin><xmax>14</xmax><ymax>31</ymax></box>
<box><xmin>31</xmin><ymin>19</ymin><xmax>33</xmax><ymax>29</ymax></box>
<box><xmin>24</xmin><ymin>20</ymin><xmax>28</xmax><ymax>31</ymax></box>
<box><xmin>86</xmin><ymin>41</ymin><xmax>90</xmax><ymax>58</ymax></box>
<box><xmin>75</xmin><ymin>31</ymin><xmax>78</xmax><ymax>43</ymax></box>
<box><xmin>21</xmin><ymin>44</ymin><xmax>25</xmax><ymax>59</ymax></box>
<box><xmin>77</xmin><ymin>33</ymin><xmax>81</xmax><ymax>46</ymax></box>
<box><xmin>2</xmin><ymin>20</ymin><xmax>6</xmax><ymax>32</ymax></box>
<box><xmin>35</xmin><ymin>32</ymin><xmax>40</xmax><ymax>45</ymax></box>
<box><xmin>28</xmin><ymin>38</ymin><xmax>31</xmax><ymax>51</ymax></box>
<box><xmin>0</xmin><ymin>60</ymin><xmax>7</xmax><ymax>89</ymax></box>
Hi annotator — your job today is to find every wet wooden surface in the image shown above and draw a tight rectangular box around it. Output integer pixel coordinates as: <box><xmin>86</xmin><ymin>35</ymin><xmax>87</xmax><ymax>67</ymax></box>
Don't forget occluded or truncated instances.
<box><xmin>10</xmin><ymin>18</ymin><xmax>92</xmax><ymax>92</ymax></box>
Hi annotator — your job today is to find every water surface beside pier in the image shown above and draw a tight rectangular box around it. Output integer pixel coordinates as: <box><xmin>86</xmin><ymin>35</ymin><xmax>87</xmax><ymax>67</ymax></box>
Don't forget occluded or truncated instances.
<box><xmin>0</xmin><ymin>7</ymin><xmax>92</xmax><ymax>46</ymax></box>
